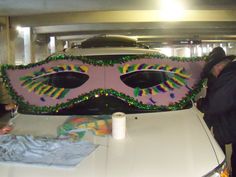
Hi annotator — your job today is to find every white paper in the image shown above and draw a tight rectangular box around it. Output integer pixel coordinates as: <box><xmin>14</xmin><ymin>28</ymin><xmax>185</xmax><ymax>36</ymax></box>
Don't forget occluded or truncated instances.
<box><xmin>112</xmin><ymin>112</ymin><xmax>126</xmax><ymax>140</ymax></box>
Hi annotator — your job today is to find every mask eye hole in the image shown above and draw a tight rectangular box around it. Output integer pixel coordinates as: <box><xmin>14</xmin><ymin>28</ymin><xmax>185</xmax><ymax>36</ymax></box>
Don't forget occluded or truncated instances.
<box><xmin>34</xmin><ymin>72</ymin><xmax>89</xmax><ymax>89</ymax></box>
<box><xmin>120</xmin><ymin>71</ymin><xmax>168</xmax><ymax>89</ymax></box>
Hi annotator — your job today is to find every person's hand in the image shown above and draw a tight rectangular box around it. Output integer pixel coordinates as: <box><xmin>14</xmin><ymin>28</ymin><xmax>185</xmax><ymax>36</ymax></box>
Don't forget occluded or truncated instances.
<box><xmin>5</xmin><ymin>103</ymin><xmax>17</xmax><ymax>111</ymax></box>
<box><xmin>195</xmin><ymin>97</ymin><xmax>208</xmax><ymax>113</ymax></box>
<box><xmin>196</xmin><ymin>98</ymin><xmax>203</xmax><ymax>109</ymax></box>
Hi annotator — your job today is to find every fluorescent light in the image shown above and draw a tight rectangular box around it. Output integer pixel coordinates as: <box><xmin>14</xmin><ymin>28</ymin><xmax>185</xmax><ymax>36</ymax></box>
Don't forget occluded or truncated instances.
<box><xmin>197</xmin><ymin>46</ymin><xmax>202</xmax><ymax>56</ymax></box>
<box><xmin>203</xmin><ymin>46</ymin><xmax>207</xmax><ymax>53</ymax></box>
<box><xmin>160</xmin><ymin>47</ymin><xmax>172</xmax><ymax>57</ymax></box>
<box><xmin>184</xmin><ymin>47</ymin><xmax>190</xmax><ymax>57</ymax></box>
<box><xmin>160</xmin><ymin>0</ymin><xmax>185</xmax><ymax>21</ymax></box>
<box><xmin>16</xmin><ymin>26</ymin><xmax>22</xmax><ymax>32</ymax></box>
<box><xmin>49</xmin><ymin>36</ymin><xmax>56</xmax><ymax>54</ymax></box>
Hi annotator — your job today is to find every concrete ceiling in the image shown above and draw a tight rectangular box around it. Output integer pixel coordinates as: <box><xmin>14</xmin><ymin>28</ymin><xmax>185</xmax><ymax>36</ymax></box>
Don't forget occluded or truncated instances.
<box><xmin>0</xmin><ymin>0</ymin><xmax>236</xmax><ymax>16</ymax></box>
<box><xmin>1</xmin><ymin>0</ymin><xmax>236</xmax><ymax>47</ymax></box>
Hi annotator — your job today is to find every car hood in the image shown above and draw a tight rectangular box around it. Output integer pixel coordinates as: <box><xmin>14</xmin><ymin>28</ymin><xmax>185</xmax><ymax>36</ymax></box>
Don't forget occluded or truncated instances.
<box><xmin>0</xmin><ymin>107</ymin><xmax>224</xmax><ymax>177</ymax></box>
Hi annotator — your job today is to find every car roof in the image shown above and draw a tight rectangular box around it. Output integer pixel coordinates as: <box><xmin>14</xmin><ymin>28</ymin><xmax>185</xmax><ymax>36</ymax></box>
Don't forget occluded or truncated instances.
<box><xmin>61</xmin><ymin>47</ymin><xmax>160</xmax><ymax>56</ymax></box>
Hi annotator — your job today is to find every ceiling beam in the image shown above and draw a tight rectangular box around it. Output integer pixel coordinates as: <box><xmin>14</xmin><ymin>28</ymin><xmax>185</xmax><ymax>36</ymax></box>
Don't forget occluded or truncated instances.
<box><xmin>37</xmin><ymin>26</ymin><xmax>236</xmax><ymax>36</ymax></box>
<box><xmin>11</xmin><ymin>10</ymin><xmax>236</xmax><ymax>27</ymax></box>
<box><xmin>33</xmin><ymin>21</ymin><xmax>236</xmax><ymax>34</ymax></box>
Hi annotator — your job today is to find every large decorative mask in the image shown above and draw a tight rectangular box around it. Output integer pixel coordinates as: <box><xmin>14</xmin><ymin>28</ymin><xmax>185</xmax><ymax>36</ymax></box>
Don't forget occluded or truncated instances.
<box><xmin>1</xmin><ymin>53</ymin><xmax>205</xmax><ymax>114</ymax></box>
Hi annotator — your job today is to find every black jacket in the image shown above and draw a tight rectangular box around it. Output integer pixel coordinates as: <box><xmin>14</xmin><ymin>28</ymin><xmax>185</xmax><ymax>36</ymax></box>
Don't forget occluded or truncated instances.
<box><xmin>197</xmin><ymin>74</ymin><xmax>217</xmax><ymax>128</ymax></box>
<box><xmin>197</xmin><ymin>61</ymin><xmax>236</xmax><ymax>145</ymax></box>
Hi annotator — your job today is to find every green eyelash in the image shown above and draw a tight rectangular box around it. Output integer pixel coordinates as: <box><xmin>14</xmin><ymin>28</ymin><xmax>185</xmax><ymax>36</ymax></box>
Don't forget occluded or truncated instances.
<box><xmin>19</xmin><ymin>64</ymin><xmax>88</xmax><ymax>99</ymax></box>
<box><xmin>118</xmin><ymin>63</ymin><xmax>191</xmax><ymax>97</ymax></box>
<box><xmin>134</xmin><ymin>75</ymin><xmax>189</xmax><ymax>97</ymax></box>
<box><xmin>118</xmin><ymin>63</ymin><xmax>185</xmax><ymax>74</ymax></box>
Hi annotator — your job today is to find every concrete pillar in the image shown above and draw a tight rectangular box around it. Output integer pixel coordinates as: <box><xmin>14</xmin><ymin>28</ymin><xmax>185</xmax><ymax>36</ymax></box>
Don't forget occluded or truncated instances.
<box><xmin>0</xmin><ymin>17</ymin><xmax>15</xmax><ymax>64</ymax></box>
<box><xmin>49</xmin><ymin>36</ymin><xmax>56</xmax><ymax>54</ymax></box>
<box><xmin>56</xmin><ymin>39</ymin><xmax>65</xmax><ymax>52</ymax></box>
<box><xmin>35</xmin><ymin>43</ymin><xmax>49</xmax><ymax>62</ymax></box>
<box><xmin>22</xmin><ymin>27</ymin><xmax>35</xmax><ymax>64</ymax></box>
<box><xmin>0</xmin><ymin>17</ymin><xmax>15</xmax><ymax>103</ymax></box>
<box><xmin>30</xmin><ymin>28</ymin><xmax>36</xmax><ymax>63</ymax></box>
<box><xmin>189</xmin><ymin>45</ymin><xmax>195</xmax><ymax>57</ymax></box>
<box><xmin>33</xmin><ymin>34</ymin><xmax>50</xmax><ymax>62</ymax></box>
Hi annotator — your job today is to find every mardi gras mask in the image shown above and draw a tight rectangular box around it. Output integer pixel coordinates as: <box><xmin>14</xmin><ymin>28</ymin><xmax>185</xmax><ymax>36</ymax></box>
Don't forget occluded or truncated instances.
<box><xmin>1</xmin><ymin>53</ymin><xmax>204</xmax><ymax>113</ymax></box>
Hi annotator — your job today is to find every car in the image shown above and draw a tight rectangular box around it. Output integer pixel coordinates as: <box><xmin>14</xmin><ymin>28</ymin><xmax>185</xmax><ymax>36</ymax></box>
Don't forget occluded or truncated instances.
<box><xmin>0</xmin><ymin>35</ymin><xmax>229</xmax><ymax>177</ymax></box>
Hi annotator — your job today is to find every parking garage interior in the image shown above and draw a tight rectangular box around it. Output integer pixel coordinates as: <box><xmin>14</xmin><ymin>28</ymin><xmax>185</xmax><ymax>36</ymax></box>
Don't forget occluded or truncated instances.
<box><xmin>0</xmin><ymin>0</ymin><xmax>236</xmax><ymax>176</ymax></box>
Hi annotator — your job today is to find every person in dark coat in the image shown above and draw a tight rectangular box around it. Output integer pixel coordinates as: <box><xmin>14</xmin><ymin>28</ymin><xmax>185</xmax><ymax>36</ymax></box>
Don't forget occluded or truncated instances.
<box><xmin>196</xmin><ymin>46</ymin><xmax>236</xmax><ymax>176</ymax></box>
<box><xmin>197</xmin><ymin>74</ymin><xmax>217</xmax><ymax>128</ymax></box>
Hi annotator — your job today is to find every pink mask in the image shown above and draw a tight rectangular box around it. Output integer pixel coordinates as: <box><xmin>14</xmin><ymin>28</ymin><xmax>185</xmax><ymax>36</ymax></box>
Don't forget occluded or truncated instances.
<box><xmin>2</xmin><ymin>55</ymin><xmax>204</xmax><ymax>113</ymax></box>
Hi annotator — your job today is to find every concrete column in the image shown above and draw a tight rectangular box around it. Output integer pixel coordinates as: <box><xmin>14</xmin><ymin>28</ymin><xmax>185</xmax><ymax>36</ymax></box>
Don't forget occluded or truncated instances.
<box><xmin>55</xmin><ymin>39</ymin><xmax>65</xmax><ymax>52</ymax></box>
<box><xmin>0</xmin><ymin>17</ymin><xmax>15</xmax><ymax>103</ymax></box>
<box><xmin>33</xmin><ymin>34</ymin><xmax>50</xmax><ymax>62</ymax></box>
<box><xmin>189</xmin><ymin>45</ymin><xmax>195</xmax><ymax>57</ymax></box>
<box><xmin>30</xmin><ymin>28</ymin><xmax>36</xmax><ymax>63</ymax></box>
<box><xmin>35</xmin><ymin>43</ymin><xmax>49</xmax><ymax>62</ymax></box>
<box><xmin>49</xmin><ymin>36</ymin><xmax>56</xmax><ymax>54</ymax></box>
<box><xmin>23</xmin><ymin>27</ymin><xmax>35</xmax><ymax>64</ymax></box>
<box><xmin>0</xmin><ymin>17</ymin><xmax>7</xmax><ymax>64</ymax></box>
<box><xmin>0</xmin><ymin>17</ymin><xmax>15</xmax><ymax>64</ymax></box>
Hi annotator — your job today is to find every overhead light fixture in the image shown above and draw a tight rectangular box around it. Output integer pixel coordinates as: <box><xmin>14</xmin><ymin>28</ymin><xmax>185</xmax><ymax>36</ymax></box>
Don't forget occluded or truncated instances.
<box><xmin>184</xmin><ymin>47</ymin><xmax>191</xmax><ymax>57</ymax></box>
<box><xmin>197</xmin><ymin>45</ymin><xmax>202</xmax><ymax>56</ymax></box>
<box><xmin>16</xmin><ymin>26</ymin><xmax>31</xmax><ymax>37</ymax></box>
<box><xmin>16</xmin><ymin>26</ymin><xmax>23</xmax><ymax>32</ymax></box>
<box><xmin>228</xmin><ymin>43</ymin><xmax>233</xmax><ymax>49</ymax></box>
<box><xmin>159</xmin><ymin>47</ymin><xmax>172</xmax><ymax>57</ymax></box>
<box><xmin>180</xmin><ymin>41</ymin><xmax>189</xmax><ymax>44</ymax></box>
<box><xmin>160</xmin><ymin>0</ymin><xmax>185</xmax><ymax>21</ymax></box>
